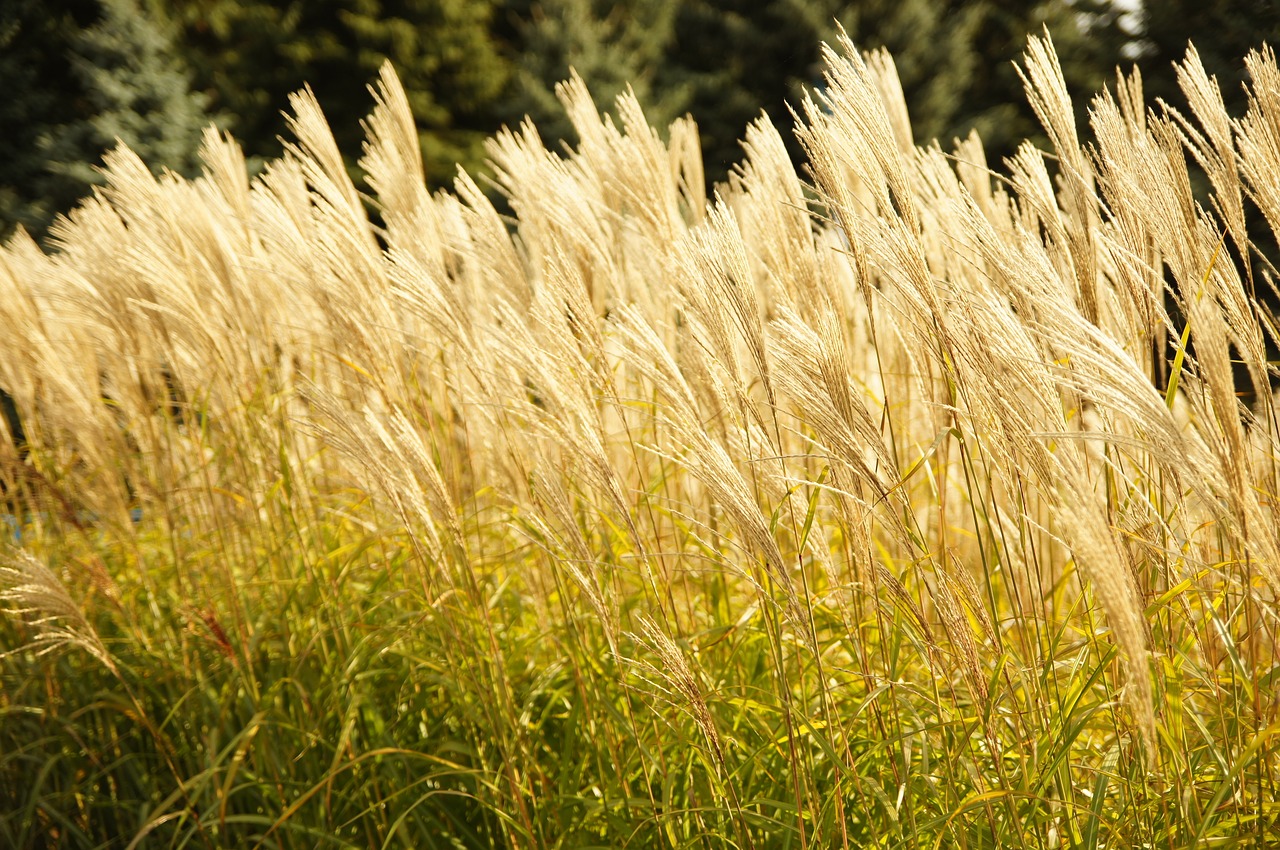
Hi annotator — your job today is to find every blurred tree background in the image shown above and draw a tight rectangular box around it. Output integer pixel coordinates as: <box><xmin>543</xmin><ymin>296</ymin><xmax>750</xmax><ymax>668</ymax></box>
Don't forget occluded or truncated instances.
<box><xmin>2</xmin><ymin>0</ymin><xmax>1277</xmax><ymax>242</ymax></box>
<box><xmin>0</xmin><ymin>0</ymin><xmax>211</xmax><ymax>236</ymax></box>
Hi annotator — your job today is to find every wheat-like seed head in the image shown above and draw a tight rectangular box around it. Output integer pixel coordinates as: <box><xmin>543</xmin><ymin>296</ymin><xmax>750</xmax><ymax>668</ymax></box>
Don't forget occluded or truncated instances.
<box><xmin>0</xmin><ymin>548</ymin><xmax>117</xmax><ymax>675</ymax></box>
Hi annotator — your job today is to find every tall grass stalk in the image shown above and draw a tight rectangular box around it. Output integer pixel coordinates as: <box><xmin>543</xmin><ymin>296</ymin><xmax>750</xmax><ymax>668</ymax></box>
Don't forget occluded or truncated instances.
<box><xmin>2</xmin><ymin>33</ymin><xmax>1280</xmax><ymax>848</ymax></box>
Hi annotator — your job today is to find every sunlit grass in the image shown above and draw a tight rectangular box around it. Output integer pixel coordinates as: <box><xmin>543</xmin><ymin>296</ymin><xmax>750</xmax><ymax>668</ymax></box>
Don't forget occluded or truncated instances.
<box><xmin>2</xmin><ymin>35</ymin><xmax>1280</xmax><ymax>849</ymax></box>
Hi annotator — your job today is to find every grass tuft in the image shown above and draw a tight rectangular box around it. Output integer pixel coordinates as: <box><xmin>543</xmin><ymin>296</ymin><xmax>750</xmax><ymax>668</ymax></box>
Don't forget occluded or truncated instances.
<box><xmin>3</xmin><ymin>33</ymin><xmax>1280</xmax><ymax>848</ymax></box>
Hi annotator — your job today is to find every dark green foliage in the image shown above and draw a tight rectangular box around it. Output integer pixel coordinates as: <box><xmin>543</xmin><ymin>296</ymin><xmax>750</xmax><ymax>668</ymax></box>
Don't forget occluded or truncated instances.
<box><xmin>10</xmin><ymin>0</ymin><xmax>1262</xmax><ymax>242</ymax></box>
<box><xmin>0</xmin><ymin>538</ymin><xmax>514</xmax><ymax>848</ymax></box>
<box><xmin>649</xmin><ymin>0</ymin><xmax>1131</xmax><ymax>184</ymax></box>
<box><xmin>0</xmin><ymin>1</ymin><xmax>103</xmax><ymax>239</ymax></box>
<box><xmin>498</xmin><ymin>0</ymin><xmax>685</xmax><ymax>149</ymax></box>
<box><xmin>0</xmin><ymin>0</ymin><xmax>210</xmax><ymax>242</ymax></box>
<box><xmin>165</xmin><ymin>0</ymin><xmax>511</xmax><ymax>185</ymax></box>
<box><xmin>833</xmin><ymin>0</ymin><xmax>986</xmax><ymax>144</ymax></box>
<box><xmin>1138</xmin><ymin>0</ymin><xmax>1280</xmax><ymax>118</ymax></box>
<box><xmin>946</xmin><ymin>0</ymin><xmax>1130</xmax><ymax>162</ymax></box>
<box><xmin>52</xmin><ymin>0</ymin><xmax>212</xmax><ymax>182</ymax></box>
<box><xmin>652</xmin><ymin>0</ymin><xmax>838</xmax><ymax>180</ymax></box>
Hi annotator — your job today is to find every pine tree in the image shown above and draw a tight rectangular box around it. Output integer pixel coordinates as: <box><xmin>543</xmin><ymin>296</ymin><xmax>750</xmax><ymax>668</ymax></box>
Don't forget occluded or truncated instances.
<box><xmin>1137</xmin><ymin>0</ymin><xmax>1280</xmax><ymax>119</ymax></box>
<box><xmin>497</xmin><ymin>0</ymin><xmax>685</xmax><ymax>148</ymax></box>
<box><xmin>654</xmin><ymin>0</ymin><xmax>1131</xmax><ymax>183</ymax></box>
<box><xmin>0</xmin><ymin>0</ymin><xmax>100</xmax><ymax>239</ymax></box>
<box><xmin>164</xmin><ymin>0</ymin><xmax>511</xmax><ymax>185</ymax></box>
<box><xmin>954</xmin><ymin>0</ymin><xmax>1130</xmax><ymax>162</ymax></box>
<box><xmin>830</xmin><ymin>0</ymin><xmax>985</xmax><ymax>144</ymax></box>
<box><xmin>45</xmin><ymin>0</ymin><xmax>212</xmax><ymax>187</ymax></box>
<box><xmin>648</xmin><ymin>0</ymin><xmax>984</xmax><ymax>180</ymax></box>
<box><xmin>0</xmin><ymin>0</ymin><xmax>211</xmax><ymax>241</ymax></box>
<box><xmin>648</xmin><ymin>0</ymin><xmax>837</xmax><ymax>180</ymax></box>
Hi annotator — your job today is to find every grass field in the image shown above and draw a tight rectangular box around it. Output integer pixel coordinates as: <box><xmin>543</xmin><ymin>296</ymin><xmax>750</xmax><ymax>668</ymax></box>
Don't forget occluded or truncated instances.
<box><xmin>2</xmin><ymin>34</ymin><xmax>1280</xmax><ymax>848</ymax></box>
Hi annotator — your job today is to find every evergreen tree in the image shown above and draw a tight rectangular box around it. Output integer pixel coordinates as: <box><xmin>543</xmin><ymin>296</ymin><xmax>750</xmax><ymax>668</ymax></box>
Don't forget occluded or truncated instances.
<box><xmin>1</xmin><ymin>0</ymin><xmax>1149</xmax><ymax>241</ymax></box>
<box><xmin>649</xmin><ymin>0</ymin><xmax>981</xmax><ymax>180</ymax></box>
<box><xmin>828</xmin><ymin>0</ymin><xmax>986</xmax><ymax>145</ymax></box>
<box><xmin>1136</xmin><ymin>0</ymin><xmax>1280</xmax><ymax>299</ymax></box>
<box><xmin>1137</xmin><ymin>0</ymin><xmax>1280</xmax><ymax>118</ymax></box>
<box><xmin>652</xmin><ymin>0</ymin><xmax>836</xmax><ymax>180</ymax></box>
<box><xmin>0</xmin><ymin>0</ymin><xmax>211</xmax><ymax>241</ymax></box>
<box><xmin>164</xmin><ymin>0</ymin><xmax>511</xmax><ymax>185</ymax></box>
<box><xmin>0</xmin><ymin>0</ymin><xmax>100</xmax><ymax>239</ymax></box>
<box><xmin>649</xmin><ymin>0</ymin><xmax>1131</xmax><ymax>184</ymax></box>
<box><xmin>829</xmin><ymin>0</ymin><xmax>1131</xmax><ymax>165</ymax></box>
<box><xmin>953</xmin><ymin>0</ymin><xmax>1130</xmax><ymax>162</ymax></box>
<box><xmin>46</xmin><ymin>0</ymin><xmax>212</xmax><ymax>186</ymax></box>
<box><xmin>498</xmin><ymin>0</ymin><xmax>685</xmax><ymax>148</ymax></box>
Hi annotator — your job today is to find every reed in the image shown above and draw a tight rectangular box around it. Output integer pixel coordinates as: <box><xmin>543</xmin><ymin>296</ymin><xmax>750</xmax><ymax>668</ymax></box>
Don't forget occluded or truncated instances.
<box><xmin>2</xmin><ymin>32</ymin><xmax>1279</xmax><ymax>848</ymax></box>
